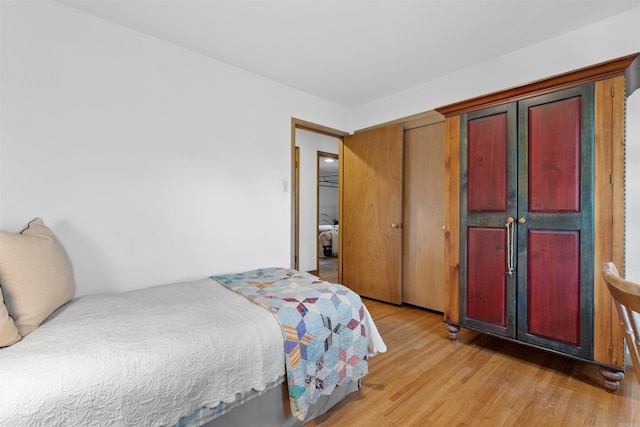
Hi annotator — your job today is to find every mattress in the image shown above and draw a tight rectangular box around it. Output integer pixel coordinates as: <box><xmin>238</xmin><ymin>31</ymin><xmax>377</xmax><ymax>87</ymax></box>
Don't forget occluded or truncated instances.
<box><xmin>0</xmin><ymin>278</ymin><xmax>285</xmax><ymax>427</ymax></box>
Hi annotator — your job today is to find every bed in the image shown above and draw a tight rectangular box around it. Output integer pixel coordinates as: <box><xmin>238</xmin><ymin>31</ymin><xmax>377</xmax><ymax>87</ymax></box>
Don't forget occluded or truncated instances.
<box><xmin>0</xmin><ymin>219</ymin><xmax>386</xmax><ymax>427</ymax></box>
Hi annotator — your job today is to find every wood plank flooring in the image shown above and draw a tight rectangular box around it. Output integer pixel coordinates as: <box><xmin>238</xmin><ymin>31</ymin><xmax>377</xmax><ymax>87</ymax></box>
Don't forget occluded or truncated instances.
<box><xmin>318</xmin><ymin>256</ymin><xmax>338</xmax><ymax>283</ymax></box>
<box><xmin>305</xmin><ymin>299</ymin><xmax>639</xmax><ymax>426</ymax></box>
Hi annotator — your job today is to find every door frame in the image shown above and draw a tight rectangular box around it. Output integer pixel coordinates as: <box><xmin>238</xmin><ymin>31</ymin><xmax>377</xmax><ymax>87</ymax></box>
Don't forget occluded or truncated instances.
<box><xmin>290</xmin><ymin>118</ymin><xmax>348</xmax><ymax>272</ymax></box>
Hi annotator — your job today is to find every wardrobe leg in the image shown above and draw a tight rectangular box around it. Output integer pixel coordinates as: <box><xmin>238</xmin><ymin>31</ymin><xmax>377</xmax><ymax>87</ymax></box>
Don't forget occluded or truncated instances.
<box><xmin>445</xmin><ymin>323</ymin><xmax>460</xmax><ymax>341</ymax></box>
<box><xmin>599</xmin><ymin>368</ymin><xmax>625</xmax><ymax>392</ymax></box>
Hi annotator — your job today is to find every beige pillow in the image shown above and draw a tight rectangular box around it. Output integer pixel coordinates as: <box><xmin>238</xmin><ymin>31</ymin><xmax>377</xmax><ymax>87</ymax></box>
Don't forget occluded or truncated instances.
<box><xmin>0</xmin><ymin>218</ymin><xmax>76</xmax><ymax>336</ymax></box>
<box><xmin>0</xmin><ymin>287</ymin><xmax>21</xmax><ymax>347</ymax></box>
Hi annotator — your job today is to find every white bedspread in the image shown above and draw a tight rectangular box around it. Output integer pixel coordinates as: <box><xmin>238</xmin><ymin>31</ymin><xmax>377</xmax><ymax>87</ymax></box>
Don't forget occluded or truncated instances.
<box><xmin>0</xmin><ymin>278</ymin><xmax>285</xmax><ymax>427</ymax></box>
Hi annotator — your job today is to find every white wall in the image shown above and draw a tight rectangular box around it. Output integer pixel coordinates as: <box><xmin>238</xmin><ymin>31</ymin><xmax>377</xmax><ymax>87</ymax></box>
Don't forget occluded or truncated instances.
<box><xmin>0</xmin><ymin>0</ymin><xmax>350</xmax><ymax>296</ymax></box>
<box><xmin>626</xmin><ymin>93</ymin><xmax>640</xmax><ymax>280</ymax></box>
<box><xmin>319</xmin><ymin>186</ymin><xmax>338</xmax><ymax>225</ymax></box>
<box><xmin>351</xmin><ymin>8</ymin><xmax>640</xmax><ymax>129</ymax></box>
<box><xmin>295</xmin><ymin>129</ymin><xmax>339</xmax><ymax>272</ymax></box>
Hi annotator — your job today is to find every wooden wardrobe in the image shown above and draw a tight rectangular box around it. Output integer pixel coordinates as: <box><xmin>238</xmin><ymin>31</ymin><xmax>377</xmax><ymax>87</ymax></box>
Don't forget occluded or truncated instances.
<box><xmin>436</xmin><ymin>53</ymin><xmax>640</xmax><ymax>390</ymax></box>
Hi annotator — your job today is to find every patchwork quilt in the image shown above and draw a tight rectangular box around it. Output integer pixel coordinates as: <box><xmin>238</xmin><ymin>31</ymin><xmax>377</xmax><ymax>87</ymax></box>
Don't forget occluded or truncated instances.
<box><xmin>211</xmin><ymin>267</ymin><xmax>370</xmax><ymax>420</ymax></box>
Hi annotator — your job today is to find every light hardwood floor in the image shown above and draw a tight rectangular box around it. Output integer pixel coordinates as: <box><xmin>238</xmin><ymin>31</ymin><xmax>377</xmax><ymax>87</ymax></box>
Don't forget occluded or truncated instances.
<box><xmin>318</xmin><ymin>256</ymin><xmax>338</xmax><ymax>283</ymax></box>
<box><xmin>306</xmin><ymin>299</ymin><xmax>640</xmax><ymax>426</ymax></box>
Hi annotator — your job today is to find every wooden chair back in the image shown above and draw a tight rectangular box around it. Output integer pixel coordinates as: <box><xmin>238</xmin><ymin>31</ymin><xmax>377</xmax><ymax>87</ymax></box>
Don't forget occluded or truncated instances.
<box><xmin>602</xmin><ymin>262</ymin><xmax>640</xmax><ymax>383</ymax></box>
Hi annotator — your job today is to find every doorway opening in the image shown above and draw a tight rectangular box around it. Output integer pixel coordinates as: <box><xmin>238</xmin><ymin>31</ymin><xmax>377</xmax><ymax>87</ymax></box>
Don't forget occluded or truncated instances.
<box><xmin>291</xmin><ymin>118</ymin><xmax>347</xmax><ymax>281</ymax></box>
<box><xmin>318</xmin><ymin>152</ymin><xmax>339</xmax><ymax>282</ymax></box>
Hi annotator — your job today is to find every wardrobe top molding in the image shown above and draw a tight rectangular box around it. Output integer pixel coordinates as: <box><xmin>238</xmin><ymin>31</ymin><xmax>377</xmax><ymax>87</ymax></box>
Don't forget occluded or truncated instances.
<box><xmin>436</xmin><ymin>52</ymin><xmax>640</xmax><ymax>118</ymax></box>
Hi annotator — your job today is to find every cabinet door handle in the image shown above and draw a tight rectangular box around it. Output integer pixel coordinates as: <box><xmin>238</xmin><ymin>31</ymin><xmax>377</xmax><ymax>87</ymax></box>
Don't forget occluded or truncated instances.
<box><xmin>391</xmin><ymin>223</ymin><xmax>402</xmax><ymax>229</ymax></box>
<box><xmin>518</xmin><ymin>217</ymin><xmax>527</xmax><ymax>224</ymax></box>
<box><xmin>506</xmin><ymin>218</ymin><xmax>515</xmax><ymax>277</ymax></box>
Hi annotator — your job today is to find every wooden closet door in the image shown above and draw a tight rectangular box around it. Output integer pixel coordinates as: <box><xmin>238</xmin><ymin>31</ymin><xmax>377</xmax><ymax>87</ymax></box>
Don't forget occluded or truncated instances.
<box><xmin>403</xmin><ymin>122</ymin><xmax>445</xmax><ymax>311</ymax></box>
<box><xmin>516</xmin><ymin>84</ymin><xmax>594</xmax><ymax>359</ymax></box>
<box><xmin>341</xmin><ymin>125</ymin><xmax>403</xmax><ymax>304</ymax></box>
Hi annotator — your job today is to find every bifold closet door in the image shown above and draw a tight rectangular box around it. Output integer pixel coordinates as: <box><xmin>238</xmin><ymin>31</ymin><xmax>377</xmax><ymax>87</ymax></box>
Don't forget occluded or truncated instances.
<box><xmin>341</xmin><ymin>125</ymin><xmax>403</xmax><ymax>304</ymax></box>
<box><xmin>403</xmin><ymin>122</ymin><xmax>445</xmax><ymax>311</ymax></box>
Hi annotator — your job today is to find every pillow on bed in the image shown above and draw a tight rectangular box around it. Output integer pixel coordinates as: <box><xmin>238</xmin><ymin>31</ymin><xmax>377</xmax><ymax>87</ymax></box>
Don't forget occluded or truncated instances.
<box><xmin>0</xmin><ymin>288</ymin><xmax>21</xmax><ymax>347</ymax></box>
<box><xmin>0</xmin><ymin>218</ymin><xmax>76</xmax><ymax>336</ymax></box>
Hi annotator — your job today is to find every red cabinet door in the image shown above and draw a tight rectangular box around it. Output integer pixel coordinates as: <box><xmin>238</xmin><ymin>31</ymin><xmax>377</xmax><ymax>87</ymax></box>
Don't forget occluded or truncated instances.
<box><xmin>516</xmin><ymin>85</ymin><xmax>594</xmax><ymax>359</ymax></box>
<box><xmin>460</xmin><ymin>84</ymin><xmax>594</xmax><ymax>359</ymax></box>
<box><xmin>460</xmin><ymin>103</ymin><xmax>518</xmax><ymax>337</ymax></box>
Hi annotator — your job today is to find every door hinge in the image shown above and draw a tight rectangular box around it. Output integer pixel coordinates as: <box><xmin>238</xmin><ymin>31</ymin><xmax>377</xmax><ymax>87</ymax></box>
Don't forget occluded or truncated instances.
<box><xmin>609</xmin><ymin>346</ymin><xmax>614</xmax><ymax>360</ymax></box>
<box><xmin>611</xmin><ymin>84</ymin><xmax>615</xmax><ymax>97</ymax></box>
<box><xmin>611</xmin><ymin>172</ymin><xmax>615</xmax><ymax>184</ymax></box>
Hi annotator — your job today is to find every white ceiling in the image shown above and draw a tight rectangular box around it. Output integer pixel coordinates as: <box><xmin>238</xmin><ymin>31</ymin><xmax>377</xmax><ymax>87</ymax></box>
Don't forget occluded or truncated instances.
<box><xmin>55</xmin><ymin>0</ymin><xmax>640</xmax><ymax>107</ymax></box>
